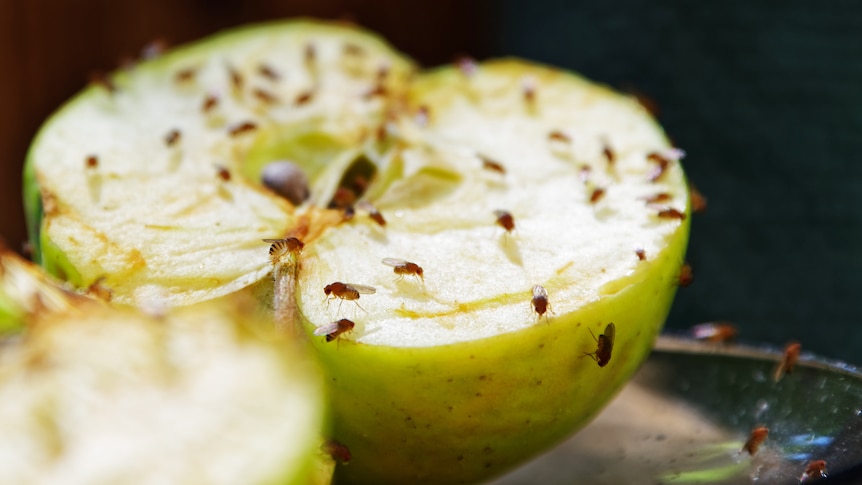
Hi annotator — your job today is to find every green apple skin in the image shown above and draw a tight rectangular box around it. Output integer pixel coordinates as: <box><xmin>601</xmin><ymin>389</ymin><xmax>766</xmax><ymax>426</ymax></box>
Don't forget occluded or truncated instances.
<box><xmin>302</xmin><ymin>218</ymin><xmax>687</xmax><ymax>484</ymax></box>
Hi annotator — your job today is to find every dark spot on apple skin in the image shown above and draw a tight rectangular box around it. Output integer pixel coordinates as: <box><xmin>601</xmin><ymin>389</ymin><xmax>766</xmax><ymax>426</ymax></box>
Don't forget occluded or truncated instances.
<box><xmin>469</xmin><ymin>354</ymin><xmax>475</xmax><ymax>359</ymax></box>
<box><xmin>446</xmin><ymin>378</ymin><xmax>453</xmax><ymax>383</ymax></box>
<box><xmin>483</xmin><ymin>446</ymin><xmax>494</xmax><ymax>454</ymax></box>
<box><xmin>538</xmin><ymin>343</ymin><xmax>545</xmax><ymax>349</ymax></box>
<box><xmin>479</xmin><ymin>375</ymin><xmax>487</xmax><ymax>380</ymax></box>
<box><xmin>457</xmin><ymin>455</ymin><xmax>464</xmax><ymax>462</ymax></box>
<box><xmin>475</xmin><ymin>392</ymin><xmax>482</xmax><ymax>397</ymax></box>
<box><xmin>485</xmin><ymin>462</ymin><xmax>492</xmax><ymax>469</ymax></box>
<box><xmin>535</xmin><ymin>379</ymin><xmax>543</xmax><ymax>386</ymax></box>
<box><xmin>447</xmin><ymin>406</ymin><xmax>453</xmax><ymax>412</ymax></box>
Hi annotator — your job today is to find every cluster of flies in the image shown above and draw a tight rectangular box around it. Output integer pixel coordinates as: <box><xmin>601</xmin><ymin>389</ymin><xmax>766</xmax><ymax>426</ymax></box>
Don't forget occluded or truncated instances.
<box><xmin>82</xmin><ymin>42</ymin><xmax>701</xmax><ymax>374</ymax></box>
<box><xmin>85</xmin><ymin>37</ymin><xmax>394</xmax><ymax>186</ymax></box>
<box><xmin>250</xmin><ymin>56</ymin><xmax>697</xmax><ymax>373</ymax></box>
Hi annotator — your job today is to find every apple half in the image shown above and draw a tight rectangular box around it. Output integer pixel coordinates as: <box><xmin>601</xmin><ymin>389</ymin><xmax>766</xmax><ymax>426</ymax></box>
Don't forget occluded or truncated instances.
<box><xmin>0</xmin><ymin>248</ymin><xmax>328</xmax><ymax>485</ymax></box>
<box><xmin>23</xmin><ymin>20</ymin><xmax>690</xmax><ymax>484</ymax></box>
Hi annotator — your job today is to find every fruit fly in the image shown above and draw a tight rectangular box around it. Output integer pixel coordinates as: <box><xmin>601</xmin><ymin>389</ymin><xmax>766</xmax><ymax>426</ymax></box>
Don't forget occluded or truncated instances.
<box><xmin>382</xmin><ymin>258</ymin><xmax>424</xmax><ymax>283</ymax></box>
<box><xmin>228</xmin><ymin>121</ymin><xmax>258</xmax><ymax>137</ymax></box>
<box><xmin>314</xmin><ymin>318</ymin><xmax>356</xmax><ymax>342</ymax></box>
<box><xmin>494</xmin><ymin>210</ymin><xmax>515</xmax><ymax>233</ymax></box>
<box><xmin>578</xmin><ymin>165</ymin><xmax>592</xmax><ymax>183</ymax></box>
<box><xmin>635</xmin><ymin>248</ymin><xmax>646</xmax><ymax>261</ymax></box>
<box><xmin>521</xmin><ymin>76</ymin><xmax>537</xmax><ymax>104</ymax></box>
<box><xmin>253</xmin><ymin>88</ymin><xmax>280</xmax><ymax>104</ymax></box>
<box><xmin>602</xmin><ymin>139</ymin><xmax>616</xmax><ymax>165</ymax></box>
<box><xmin>646</xmin><ymin>148</ymin><xmax>686</xmax><ymax>182</ymax></box>
<box><xmin>174</xmin><ymin>67</ymin><xmax>197</xmax><ymax>83</ymax></box>
<box><xmin>678</xmin><ymin>262</ymin><xmax>694</xmax><ymax>287</ymax></box>
<box><xmin>343</xmin><ymin>43</ymin><xmax>365</xmax><ymax>56</ymax></box>
<box><xmin>741</xmin><ymin>426</ymin><xmax>769</xmax><ymax>455</ymax></box>
<box><xmin>415</xmin><ymin>105</ymin><xmax>430</xmax><ymax>126</ymax></box>
<box><xmin>140</xmin><ymin>38</ymin><xmax>169</xmax><ymax>60</ymax></box>
<box><xmin>304</xmin><ymin>43</ymin><xmax>317</xmax><ymax>66</ymax></box>
<box><xmin>88</xmin><ymin>71</ymin><xmax>117</xmax><ymax>93</ymax></box>
<box><xmin>548</xmin><ymin>130</ymin><xmax>572</xmax><ymax>143</ymax></box>
<box><xmin>263</xmin><ymin>237</ymin><xmax>305</xmax><ymax>265</ymax></box>
<box><xmin>295</xmin><ymin>90</ymin><xmax>315</xmax><ymax>106</ymax></box>
<box><xmin>164</xmin><ymin>129</ymin><xmax>181</xmax><ymax>147</ymax></box>
<box><xmin>799</xmin><ymin>460</ymin><xmax>827</xmax><ymax>483</ymax></box>
<box><xmin>356</xmin><ymin>200</ymin><xmax>386</xmax><ymax>227</ymax></box>
<box><xmin>584</xmin><ymin>323</ymin><xmax>615</xmax><ymax>367</ymax></box>
<box><xmin>321</xmin><ymin>439</ymin><xmax>352</xmax><ymax>465</ymax></box>
<box><xmin>774</xmin><ymin>341</ymin><xmax>801</xmax><ymax>382</ymax></box>
<box><xmin>590</xmin><ymin>187</ymin><xmax>606</xmax><ymax>204</ymax></box>
<box><xmin>531</xmin><ymin>284</ymin><xmax>550</xmax><ymax>320</ymax></box>
<box><xmin>642</xmin><ymin>192</ymin><xmax>672</xmax><ymax>205</ymax></box>
<box><xmin>324</xmin><ymin>282</ymin><xmax>376</xmax><ymax>311</ymax></box>
<box><xmin>657</xmin><ymin>208</ymin><xmax>686</xmax><ymax>220</ymax></box>
<box><xmin>478</xmin><ymin>154</ymin><xmax>506</xmax><ymax>175</ymax></box>
<box><xmin>689</xmin><ymin>184</ymin><xmax>708</xmax><ymax>213</ymax></box>
<box><xmin>691</xmin><ymin>321</ymin><xmax>738</xmax><ymax>343</ymax></box>
<box><xmin>201</xmin><ymin>94</ymin><xmax>219</xmax><ymax>113</ymax></box>
<box><xmin>258</xmin><ymin>63</ymin><xmax>281</xmax><ymax>81</ymax></box>
<box><xmin>215</xmin><ymin>165</ymin><xmax>231</xmax><ymax>182</ymax></box>
<box><xmin>455</xmin><ymin>56</ymin><xmax>477</xmax><ymax>77</ymax></box>
<box><xmin>85</xmin><ymin>155</ymin><xmax>99</xmax><ymax>169</ymax></box>
<box><xmin>227</xmin><ymin>65</ymin><xmax>244</xmax><ymax>90</ymax></box>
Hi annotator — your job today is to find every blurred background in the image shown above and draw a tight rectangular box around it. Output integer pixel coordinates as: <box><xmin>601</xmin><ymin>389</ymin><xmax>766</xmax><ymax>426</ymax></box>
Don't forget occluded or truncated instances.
<box><xmin>1</xmin><ymin>0</ymin><xmax>861</xmax><ymax>364</ymax></box>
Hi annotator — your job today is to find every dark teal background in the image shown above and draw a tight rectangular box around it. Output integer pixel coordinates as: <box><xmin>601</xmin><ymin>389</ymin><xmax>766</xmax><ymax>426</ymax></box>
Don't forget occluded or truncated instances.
<box><xmin>493</xmin><ymin>1</ymin><xmax>862</xmax><ymax>365</ymax></box>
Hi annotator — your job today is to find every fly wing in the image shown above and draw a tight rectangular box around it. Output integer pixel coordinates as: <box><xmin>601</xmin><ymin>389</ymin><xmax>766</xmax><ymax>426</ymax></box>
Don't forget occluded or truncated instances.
<box><xmin>603</xmin><ymin>322</ymin><xmax>616</xmax><ymax>347</ymax></box>
<box><xmin>532</xmin><ymin>284</ymin><xmax>548</xmax><ymax>299</ymax></box>
<box><xmin>347</xmin><ymin>283</ymin><xmax>377</xmax><ymax>294</ymax></box>
<box><xmin>381</xmin><ymin>258</ymin><xmax>408</xmax><ymax>267</ymax></box>
<box><xmin>313</xmin><ymin>322</ymin><xmax>340</xmax><ymax>336</ymax></box>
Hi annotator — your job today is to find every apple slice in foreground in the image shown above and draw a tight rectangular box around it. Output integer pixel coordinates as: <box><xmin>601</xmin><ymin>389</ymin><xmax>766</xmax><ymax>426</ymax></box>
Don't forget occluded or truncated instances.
<box><xmin>296</xmin><ymin>60</ymin><xmax>690</xmax><ymax>484</ymax></box>
<box><xmin>23</xmin><ymin>20</ymin><xmax>690</xmax><ymax>485</ymax></box>
<box><xmin>0</xmin><ymin>249</ymin><xmax>328</xmax><ymax>485</ymax></box>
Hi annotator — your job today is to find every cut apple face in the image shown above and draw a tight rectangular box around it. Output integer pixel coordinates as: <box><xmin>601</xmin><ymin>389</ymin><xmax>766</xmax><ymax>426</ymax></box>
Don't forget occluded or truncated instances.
<box><xmin>24</xmin><ymin>20</ymin><xmax>690</xmax><ymax>485</ymax></box>
<box><xmin>0</xmin><ymin>249</ymin><xmax>327</xmax><ymax>485</ymax></box>
<box><xmin>24</xmin><ymin>20</ymin><xmax>414</xmax><ymax>307</ymax></box>
<box><xmin>299</xmin><ymin>60</ymin><xmax>689</xmax><ymax>346</ymax></box>
<box><xmin>296</xmin><ymin>61</ymin><xmax>690</xmax><ymax>484</ymax></box>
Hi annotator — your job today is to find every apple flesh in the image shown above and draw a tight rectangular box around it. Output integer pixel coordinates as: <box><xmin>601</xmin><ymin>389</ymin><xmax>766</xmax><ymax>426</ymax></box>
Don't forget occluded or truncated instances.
<box><xmin>297</xmin><ymin>60</ymin><xmax>690</xmax><ymax>483</ymax></box>
<box><xmin>23</xmin><ymin>20</ymin><xmax>414</xmax><ymax>306</ymax></box>
<box><xmin>23</xmin><ymin>20</ymin><xmax>690</xmax><ymax>484</ymax></box>
<box><xmin>0</xmin><ymin>249</ymin><xmax>328</xmax><ymax>485</ymax></box>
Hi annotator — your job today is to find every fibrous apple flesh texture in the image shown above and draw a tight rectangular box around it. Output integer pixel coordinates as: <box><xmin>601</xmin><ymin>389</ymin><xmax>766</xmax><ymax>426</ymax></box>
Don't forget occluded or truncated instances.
<box><xmin>0</xmin><ymin>251</ymin><xmax>326</xmax><ymax>485</ymax></box>
<box><xmin>23</xmin><ymin>21</ymin><xmax>690</xmax><ymax>485</ymax></box>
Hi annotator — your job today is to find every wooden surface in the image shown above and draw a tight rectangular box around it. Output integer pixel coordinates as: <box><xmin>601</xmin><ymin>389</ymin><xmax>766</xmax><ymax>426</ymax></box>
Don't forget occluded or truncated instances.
<box><xmin>0</xmin><ymin>0</ymin><xmax>493</xmax><ymax>251</ymax></box>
